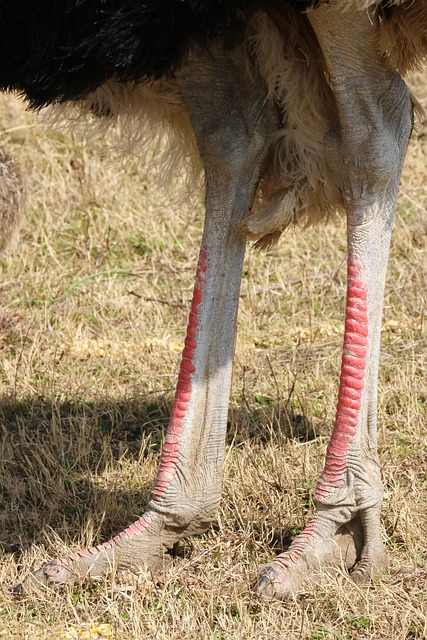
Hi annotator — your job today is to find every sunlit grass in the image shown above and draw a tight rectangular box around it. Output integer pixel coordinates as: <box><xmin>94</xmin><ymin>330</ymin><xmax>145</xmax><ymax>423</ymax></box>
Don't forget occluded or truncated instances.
<box><xmin>0</xmin><ymin>71</ymin><xmax>426</xmax><ymax>639</ymax></box>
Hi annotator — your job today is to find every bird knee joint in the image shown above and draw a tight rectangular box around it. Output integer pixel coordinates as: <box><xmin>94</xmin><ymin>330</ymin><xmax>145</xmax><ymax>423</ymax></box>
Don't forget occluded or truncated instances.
<box><xmin>197</xmin><ymin>117</ymin><xmax>268</xmax><ymax>173</ymax></box>
<box><xmin>324</xmin><ymin>74</ymin><xmax>412</xmax><ymax>211</ymax></box>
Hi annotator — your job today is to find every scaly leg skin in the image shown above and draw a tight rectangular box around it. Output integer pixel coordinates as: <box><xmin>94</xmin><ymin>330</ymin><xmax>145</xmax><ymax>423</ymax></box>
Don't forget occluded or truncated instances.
<box><xmin>257</xmin><ymin>4</ymin><xmax>413</xmax><ymax>600</ymax></box>
<box><xmin>14</xmin><ymin>44</ymin><xmax>275</xmax><ymax>594</ymax></box>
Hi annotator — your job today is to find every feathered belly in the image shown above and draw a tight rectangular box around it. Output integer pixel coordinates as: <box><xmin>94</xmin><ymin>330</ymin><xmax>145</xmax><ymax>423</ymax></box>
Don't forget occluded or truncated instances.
<box><xmin>1</xmin><ymin>0</ymin><xmax>425</xmax><ymax>240</ymax></box>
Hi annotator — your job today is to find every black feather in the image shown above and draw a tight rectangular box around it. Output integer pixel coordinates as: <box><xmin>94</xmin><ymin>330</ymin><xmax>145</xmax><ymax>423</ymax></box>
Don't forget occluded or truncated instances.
<box><xmin>0</xmin><ymin>0</ymin><xmax>315</xmax><ymax>109</ymax></box>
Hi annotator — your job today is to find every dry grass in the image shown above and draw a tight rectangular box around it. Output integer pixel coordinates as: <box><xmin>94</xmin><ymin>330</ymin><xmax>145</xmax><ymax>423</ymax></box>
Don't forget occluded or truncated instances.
<box><xmin>0</xmin><ymin>71</ymin><xmax>426</xmax><ymax>640</ymax></box>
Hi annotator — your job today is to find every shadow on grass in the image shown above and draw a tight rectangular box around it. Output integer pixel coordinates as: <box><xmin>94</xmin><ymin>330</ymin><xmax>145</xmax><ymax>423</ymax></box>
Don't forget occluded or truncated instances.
<box><xmin>0</xmin><ymin>393</ymin><xmax>316</xmax><ymax>557</ymax></box>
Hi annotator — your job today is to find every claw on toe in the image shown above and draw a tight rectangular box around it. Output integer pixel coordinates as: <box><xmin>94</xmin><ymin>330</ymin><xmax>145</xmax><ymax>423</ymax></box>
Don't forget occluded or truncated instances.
<box><xmin>256</xmin><ymin>564</ymin><xmax>278</xmax><ymax>592</ymax></box>
<box><xmin>256</xmin><ymin>563</ymin><xmax>291</xmax><ymax>600</ymax></box>
<box><xmin>13</xmin><ymin>558</ymin><xmax>73</xmax><ymax>595</ymax></box>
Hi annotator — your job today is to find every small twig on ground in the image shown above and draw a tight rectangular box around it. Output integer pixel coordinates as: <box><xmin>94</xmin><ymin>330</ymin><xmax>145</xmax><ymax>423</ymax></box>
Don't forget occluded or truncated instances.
<box><xmin>127</xmin><ymin>291</ymin><xmax>186</xmax><ymax>309</ymax></box>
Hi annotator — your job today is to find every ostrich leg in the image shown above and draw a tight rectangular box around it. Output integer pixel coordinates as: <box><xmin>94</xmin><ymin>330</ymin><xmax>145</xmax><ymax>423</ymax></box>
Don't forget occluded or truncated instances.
<box><xmin>15</xmin><ymin>44</ymin><xmax>274</xmax><ymax>593</ymax></box>
<box><xmin>257</xmin><ymin>4</ymin><xmax>413</xmax><ymax>599</ymax></box>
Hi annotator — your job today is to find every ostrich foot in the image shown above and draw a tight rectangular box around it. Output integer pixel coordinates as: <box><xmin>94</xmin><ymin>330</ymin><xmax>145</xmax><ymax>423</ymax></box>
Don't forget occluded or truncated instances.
<box><xmin>13</xmin><ymin>508</ymin><xmax>209</xmax><ymax>594</ymax></box>
<box><xmin>257</xmin><ymin>507</ymin><xmax>389</xmax><ymax>600</ymax></box>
